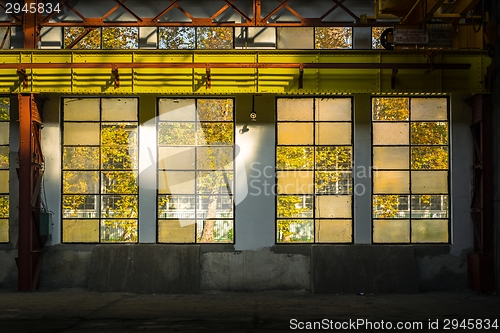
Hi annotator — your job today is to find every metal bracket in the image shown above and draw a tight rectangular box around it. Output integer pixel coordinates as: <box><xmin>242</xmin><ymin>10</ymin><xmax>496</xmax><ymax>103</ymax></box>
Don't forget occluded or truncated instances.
<box><xmin>206</xmin><ymin>66</ymin><xmax>211</xmax><ymax>89</ymax></box>
<box><xmin>112</xmin><ymin>66</ymin><xmax>120</xmax><ymax>88</ymax></box>
<box><xmin>16</xmin><ymin>68</ymin><xmax>28</xmax><ymax>89</ymax></box>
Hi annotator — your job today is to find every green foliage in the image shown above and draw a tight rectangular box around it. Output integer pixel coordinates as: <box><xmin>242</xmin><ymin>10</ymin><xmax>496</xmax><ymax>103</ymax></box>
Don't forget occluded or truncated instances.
<box><xmin>372</xmin><ymin>98</ymin><xmax>409</xmax><ymax>120</ymax></box>
<box><xmin>315</xmin><ymin>27</ymin><xmax>352</xmax><ymax>49</ymax></box>
<box><xmin>0</xmin><ymin>196</ymin><xmax>9</xmax><ymax>218</ymax></box>
<box><xmin>0</xmin><ymin>98</ymin><xmax>9</xmax><ymax>121</ymax></box>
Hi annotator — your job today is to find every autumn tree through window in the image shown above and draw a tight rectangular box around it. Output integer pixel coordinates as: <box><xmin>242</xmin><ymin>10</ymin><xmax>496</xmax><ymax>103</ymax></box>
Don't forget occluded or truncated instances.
<box><xmin>372</xmin><ymin>97</ymin><xmax>449</xmax><ymax>243</ymax></box>
<box><xmin>0</xmin><ymin>97</ymin><xmax>9</xmax><ymax>243</ymax></box>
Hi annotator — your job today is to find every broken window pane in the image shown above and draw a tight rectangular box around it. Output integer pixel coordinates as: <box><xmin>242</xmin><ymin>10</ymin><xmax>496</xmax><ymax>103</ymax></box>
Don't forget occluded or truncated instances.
<box><xmin>277</xmin><ymin>195</ymin><xmax>313</xmax><ymax>218</ymax></box>
<box><xmin>411</xmin><ymin>146</ymin><xmax>448</xmax><ymax>170</ymax></box>
<box><xmin>63</xmin><ymin>171</ymin><xmax>99</xmax><ymax>194</ymax></box>
<box><xmin>315</xmin><ymin>219</ymin><xmax>352</xmax><ymax>242</ymax></box>
<box><xmin>277</xmin><ymin>147</ymin><xmax>313</xmax><ymax>170</ymax></box>
<box><xmin>315</xmin><ymin>146</ymin><xmax>352</xmax><ymax>170</ymax></box>
<box><xmin>277</xmin><ymin>219</ymin><xmax>314</xmax><ymax>243</ymax></box>
<box><xmin>315</xmin><ymin>27</ymin><xmax>352</xmax><ymax>49</ymax></box>
<box><xmin>411</xmin><ymin>122</ymin><xmax>448</xmax><ymax>145</ymax></box>
<box><xmin>101</xmin><ymin>219</ymin><xmax>138</xmax><ymax>243</ymax></box>
<box><xmin>158</xmin><ymin>122</ymin><xmax>196</xmax><ymax>146</ymax></box>
<box><xmin>197</xmin><ymin>99</ymin><xmax>233</xmax><ymax>121</ymax></box>
<box><xmin>159</xmin><ymin>27</ymin><xmax>195</xmax><ymax>49</ymax></box>
<box><xmin>102</xmin><ymin>27</ymin><xmax>138</xmax><ymax>49</ymax></box>
<box><xmin>372</xmin><ymin>98</ymin><xmax>409</xmax><ymax>121</ymax></box>
<box><xmin>196</xmin><ymin>27</ymin><xmax>233</xmax><ymax>49</ymax></box>
<box><xmin>64</xmin><ymin>27</ymin><xmax>101</xmax><ymax>49</ymax></box>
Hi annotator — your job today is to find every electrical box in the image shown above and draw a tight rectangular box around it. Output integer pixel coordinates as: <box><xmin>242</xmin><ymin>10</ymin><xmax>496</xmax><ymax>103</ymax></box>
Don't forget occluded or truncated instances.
<box><xmin>40</xmin><ymin>212</ymin><xmax>50</xmax><ymax>237</ymax></box>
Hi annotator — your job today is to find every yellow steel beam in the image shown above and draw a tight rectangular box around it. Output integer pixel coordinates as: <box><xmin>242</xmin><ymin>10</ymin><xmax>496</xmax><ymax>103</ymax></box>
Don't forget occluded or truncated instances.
<box><xmin>0</xmin><ymin>50</ymin><xmax>491</xmax><ymax>95</ymax></box>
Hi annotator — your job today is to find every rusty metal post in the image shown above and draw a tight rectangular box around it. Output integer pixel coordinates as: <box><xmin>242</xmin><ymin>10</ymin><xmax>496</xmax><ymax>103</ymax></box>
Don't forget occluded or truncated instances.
<box><xmin>17</xmin><ymin>94</ymin><xmax>43</xmax><ymax>291</ymax></box>
<box><xmin>22</xmin><ymin>0</ymin><xmax>38</xmax><ymax>49</ymax></box>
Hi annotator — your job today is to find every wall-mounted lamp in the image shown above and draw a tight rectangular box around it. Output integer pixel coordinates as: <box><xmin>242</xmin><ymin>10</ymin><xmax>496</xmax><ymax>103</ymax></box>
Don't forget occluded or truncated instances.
<box><xmin>239</xmin><ymin>124</ymin><xmax>249</xmax><ymax>134</ymax></box>
<box><xmin>249</xmin><ymin>111</ymin><xmax>257</xmax><ymax>121</ymax></box>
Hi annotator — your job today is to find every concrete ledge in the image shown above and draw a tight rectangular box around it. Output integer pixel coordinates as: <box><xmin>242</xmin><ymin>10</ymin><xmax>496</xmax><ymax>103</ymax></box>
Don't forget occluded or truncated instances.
<box><xmin>88</xmin><ymin>245</ymin><xmax>200</xmax><ymax>294</ymax></box>
<box><xmin>312</xmin><ymin>245</ymin><xmax>419</xmax><ymax>294</ymax></box>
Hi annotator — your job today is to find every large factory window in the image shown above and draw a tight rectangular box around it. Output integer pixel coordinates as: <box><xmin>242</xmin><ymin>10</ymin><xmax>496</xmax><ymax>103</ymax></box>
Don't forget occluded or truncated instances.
<box><xmin>62</xmin><ymin>98</ymin><xmax>139</xmax><ymax>243</ymax></box>
<box><xmin>157</xmin><ymin>98</ymin><xmax>234</xmax><ymax>243</ymax></box>
<box><xmin>372</xmin><ymin>97</ymin><xmax>449</xmax><ymax>243</ymax></box>
<box><xmin>276</xmin><ymin>97</ymin><xmax>353</xmax><ymax>243</ymax></box>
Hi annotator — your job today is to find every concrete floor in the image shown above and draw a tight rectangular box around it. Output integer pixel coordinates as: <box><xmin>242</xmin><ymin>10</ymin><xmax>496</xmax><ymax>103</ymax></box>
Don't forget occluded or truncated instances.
<box><xmin>0</xmin><ymin>289</ymin><xmax>499</xmax><ymax>332</ymax></box>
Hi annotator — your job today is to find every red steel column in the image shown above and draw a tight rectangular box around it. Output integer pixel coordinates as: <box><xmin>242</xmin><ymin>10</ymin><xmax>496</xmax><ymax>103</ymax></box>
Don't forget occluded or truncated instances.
<box><xmin>23</xmin><ymin>0</ymin><xmax>38</xmax><ymax>49</ymax></box>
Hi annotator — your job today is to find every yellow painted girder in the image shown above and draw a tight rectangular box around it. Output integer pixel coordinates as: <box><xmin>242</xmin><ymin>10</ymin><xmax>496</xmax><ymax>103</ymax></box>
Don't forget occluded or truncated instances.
<box><xmin>0</xmin><ymin>50</ymin><xmax>491</xmax><ymax>95</ymax></box>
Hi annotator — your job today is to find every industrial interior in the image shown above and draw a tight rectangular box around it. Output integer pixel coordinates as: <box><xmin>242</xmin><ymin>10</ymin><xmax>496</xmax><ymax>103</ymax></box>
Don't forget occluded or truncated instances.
<box><xmin>0</xmin><ymin>0</ymin><xmax>499</xmax><ymax>295</ymax></box>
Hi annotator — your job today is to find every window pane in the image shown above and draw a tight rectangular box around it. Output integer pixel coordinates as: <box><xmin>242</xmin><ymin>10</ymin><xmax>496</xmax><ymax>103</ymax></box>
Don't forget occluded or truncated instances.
<box><xmin>0</xmin><ymin>97</ymin><xmax>10</xmax><ymax>121</ymax></box>
<box><xmin>373</xmin><ymin>220</ymin><xmax>410</xmax><ymax>243</ymax></box>
<box><xmin>197</xmin><ymin>123</ymin><xmax>233</xmax><ymax>145</ymax></box>
<box><xmin>64</xmin><ymin>98</ymin><xmax>100</xmax><ymax>121</ymax></box>
<box><xmin>63</xmin><ymin>195</ymin><xmax>98</xmax><ymax>218</ymax></box>
<box><xmin>0</xmin><ymin>123</ymin><xmax>8</xmax><ymax>145</ymax></box>
<box><xmin>159</xmin><ymin>27</ymin><xmax>195</xmax><ymax>49</ymax></box>
<box><xmin>373</xmin><ymin>123</ymin><xmax>409</xmax><ymax>145</ymax></box>
<box><xmin>411</xmin><ymin>147</ymin><xmax>448</xmax><ymax>170</ymax></box>
<box><xmin>158</xmin><ymin>147</ymin><xmax>195</xmax><ymax>170</ymax></box>
<box><xmin>315</xmin><ymin>146</ymin><xmax>352</xmax><ymax>170</ymax></box>
<box><xmin>411</xmin><ymin>171</ymin><xmax>448</xmax><ymax>194</ymax></box>
<box><xmin>411</xmin><ymin>219</ymin><xmax>448</xmax><ymax>243</ymax></box>
<box><xmin>411</xmin><ymin>195</ymin><xmax>448</xmax><ymax>218</ymax></box>
<box><xmin>411</xmin><ymin>98</ymin><xmax>447</xmax><ymax>121</ymax></box>
<box><xmin>196</xmin><ymin>195</ymin><xmax>233</xmax><ymax>219</ymax></box>
<box><xmin>63</xmin><ymin>147</ymin><xmax>99</xmax><ymax>170</ymax></box>
<box><xmin>101</xmin><ymin>123</ymin><xmax>138</xmax><ymax>146</ymax></box>
<box><xmin>101</xmin><ymin>147</ymin><xmax>138</xmax><ymax>170</ymax></box>
<box><xmin>277</xmin><ymin>195</ymin><xmax>313</xmax><ymax>218</ymax></box>
<box><xmin>315</xmin><ymin>123</ymin><xmax>351</xmax><ymax>145</ymax></box>
<box><xmin>277</xmin><ymin>98</ymin><xmax>313</xmax><ymax>121</ymax></box>
<box><xmin>0</xmin><ymin>146</ymin><xmax>9</xmax><ymax>169</ymax></box>
<box><xmin>158</xmin><ymin>171</ymin><xmax>196</xmax><ymax>194</ymax></box>
<box><xmin>315</xmin><ymin>219</ymin><xmax>352</xmax><ymax>242</ymax></box>
<box><xmin>158</xmin><ymin>122</ymin><xmax>195</xmax><ymax>146</ymax></box>
<box><xmin>277</xmin><ymin>171</ymin><xmax>314</xmax><ymax>194</ymax></box>
<box><xmin>277</xmin><ymin>147</ymin><xmax>313</xmax><ymax>170</ymax></box>
<box><xmin>373</xmin><ymin>195</ymin><xmax>410</xmax><ymax>218</ymax></box>
<box><xmin>0</xmin><ymin>195</ymin><xmax>9</xmax><ymax>218</ymax></box>
<box><xmin>316</xmin><ymin>195</ymin><xmax>352</xmax><ymax>218</ymax></box>
<box><xmin>277</xmin><ymin>27</ymin><xmax>314</xmax><ymax>49</ymax></box>
<box><xmin>197</xmin><ymin>99</ymin><xmax>233</xmax><ymax>121</ymax></box>
<box><xmin>197</xmin><ymin>27</ymin><xmax>232</xmax><ymax>49</ymax></box>
<box><xmin>315</xmin><ymin>171</ymin><xmax>352</xmax><ymax>195</ymax></box>
<box><xmin>197</xmin><ymin>171</ymin><xmax>233</xmax><ymax>194</ymax></box>
<box><xmin>101</xmin><ymin>195</ymin><xmax>138</xmax><ymax>218</ymax></box>
<box><xmin>102</xmin><ymin>99</ymin><xmax>138</xmax><ymax>121</ymax></box>
<box><xmin>63</xmin><ymin>171</ymin><xmax>99</xmax><ymax>194</ymax></box>
<box><xmin>0</xmin><ymin>219</ymin><xmax>8</xmax><ymax>243</ymax></box>
<box><xmin>158</xmin><ymin>195</ymin><xmax>195</xmax><ymax>219</ymax></box>
<box><xmin>158</xmin><ymin>219</ymin><xmax>195</xmax><ymax>243</ymax></box>
<box><xmin>102</xmin><ymin>27</ymin><xmax>138</xmax><ymax>49</ymax></box>
<box><xmin>373</xmin><ymin>147</ymin><xmax>409</xmax><ymax>170</ymax></box>
<box><xmin>315</xmin><ymin>27</ymin><xmax>352</xmax><ymax>49</ymax></box>
<box><xmin>100</xmin><ymin>219</ymin><xmax>138</xmax><ymax>242</ymax></box>
<box><xmin>0</xmin><ymin>171</ymin><xmax>7</xmax><ymax>193</ymax></box>
<box><xmin>196</xmin><ymin>219</ymin><xmax>234</xmax><ymax>243</ymax></box>
<box><xmin>411</xmin><ymin>122</ymin><xmax>448</xmax><ymax>145</ymax></box>
<box><xmin>64</xmin><ymin>123</ymin><xmax>100</xmax><ymax>145</ymax></box>
<box><xmin>277</xmin><ymin>219</ymin><xmax>313</xmax><ymax>243</ymax></box>
<box><xmin>315</xmin><ymin>98</ymin><xmax>351</xmax><ymax>121</ymax></box>
<box><xmin>62</xmin><ymin>219</ymin><xmax>99</xmax><ymax>243</ymax></box>
<box><xmin>373</xmin><ymin>171</ymin><xmax>409</xmax><ymax>194</ymax></box>
<box><xmin>101</xmin><ymin>171</ymin><xmax>138</xmax><ymax>194</ymax></box>
<box><xmin>197</xmin><ymin>147</ymin><xmax>233</xmax><ymax>170</ymax></box>
<box><xmin>277</xmin><ymin>123</ymin><xmax>313</xmax><ymax>145</ymax></box>
<box><xmin>372</xmin><ymin>98</ymin><xmax>409</xmax><ymax>121</ymax></box>
<box><xmin>159</xmin><ymin>99</ymin><xmax>196</xmax><ymax>121</ymax></box>
<box><xmin>64</xmin><ymin>27</ymin><xmax>101</xmax><ymax>49</ymax></box>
